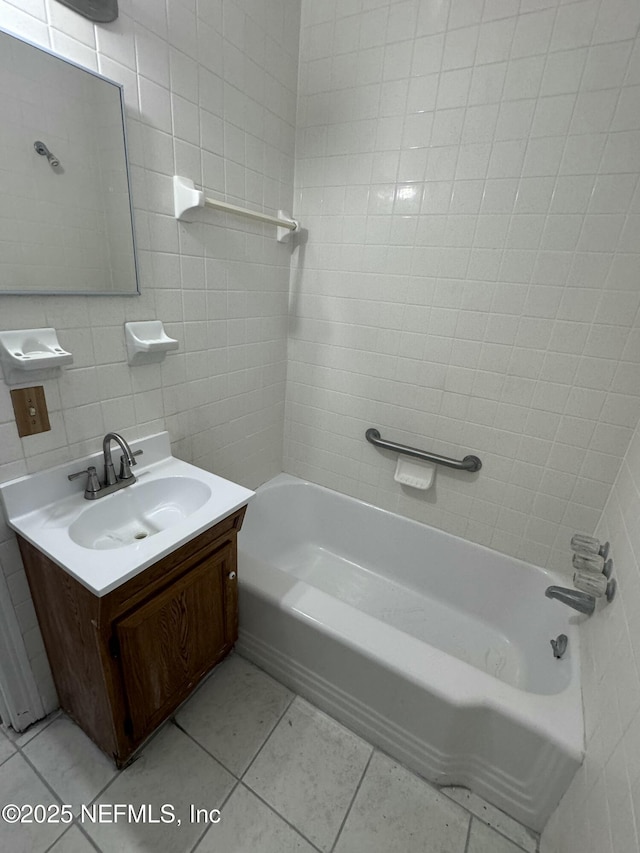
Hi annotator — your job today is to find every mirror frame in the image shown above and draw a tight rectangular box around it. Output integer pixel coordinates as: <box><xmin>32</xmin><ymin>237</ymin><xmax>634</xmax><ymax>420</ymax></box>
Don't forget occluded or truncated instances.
<box><xmin>0</xmin><ymin>26</ymin><xmax>140</xmax><ymax>297</ymax></box>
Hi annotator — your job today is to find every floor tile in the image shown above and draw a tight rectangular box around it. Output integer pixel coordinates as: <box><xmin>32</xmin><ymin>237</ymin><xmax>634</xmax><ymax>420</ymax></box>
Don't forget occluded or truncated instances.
<box><xmin>195</xmin><ymin>783</ymin><xmax>317</xmax><ymax>853</ymax></box>
<box><xmin>0</xmin><ymin>754</ymin><xmax>66</xmax><ymax>853</ymax></box>
<box><xmin>175</xmin><ymin>654</ymin><xmax>293</xmax><ymax>775</ymax></box>
<box><xmin>23</xmin><ymin>717</ymin><xmax>117</xmax><ymax>813</ymax></box>
<box><xmin>467</xmin><ymin>817</ymin><xmax>531</xmax><ymax>853</ymax></box>
<box><xmin>333</xmin><ymin>751</ymin><xmax>470</xmax><ymax>853</ymax></box>
<box><xmin>442</xmin><ymin>786</ymin><xmax>538</xmax><ymax>852</ymax></box>
<box><xmin>84</xmin><ymin>724</ymin><xmax>235</xmax><ymax>853</ymax></box>
<box><xmin>0</xmin><ymin>728</ymin><xmax>16</xmax><ymax>766</ymax></box>
<box><xmin>49</xmin><ymin>825</ymin><xmax>99</xmax><ymax>852</ymax></box>
<box><xmin>244</xmin><ymin>697</ymin><xmax>372</xmax><ymax>852</ymax></box>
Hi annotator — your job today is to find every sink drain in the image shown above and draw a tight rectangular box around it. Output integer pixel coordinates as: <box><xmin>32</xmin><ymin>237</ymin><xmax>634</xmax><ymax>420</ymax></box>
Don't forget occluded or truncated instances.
<box><xmin>134</xmin><ymin>532</ymin><xmax>148</xmax><ymax>540</ymax></box>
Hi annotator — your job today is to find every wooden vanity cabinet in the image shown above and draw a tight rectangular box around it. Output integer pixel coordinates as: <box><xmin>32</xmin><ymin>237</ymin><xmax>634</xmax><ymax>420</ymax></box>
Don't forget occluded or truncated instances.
<box><xmin>17</xmin><ymin>506</ymin><xmax>246</xmax><ymax>767</ymax></box>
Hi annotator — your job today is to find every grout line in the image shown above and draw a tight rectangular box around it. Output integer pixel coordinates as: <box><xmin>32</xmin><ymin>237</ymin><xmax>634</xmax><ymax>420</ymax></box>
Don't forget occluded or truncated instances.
<box><xmin>12</xmin><ymin>748</ymin><xmax>72</xmax><ymax>851</ymax></box>
<box><xmin>346</xmin><ymin>735</ymin><xmax>539</xmax><ymax>853</ymax></box>
<box><xmin>464</xmin><ymin>812</ymin><xmax>542</xmax><ymax>853</ymax></box>
<box><xmin>0</xmin><ymin>747</ymin><xmax>15</xmax><ymax>770</ymax></box>
<box><xmin>79</xmin><ymin>715</ymin><xmax>174</xmax><ymax>806</ymax></box>
<box><xmin>234</xmin><ymin>781</ymin><xmax>325</xmax><ymax>853</ymax></box>
<box><xmin>71</xmin><ymin>822</ymin><xmax>102</xmax><ymax>853</ymax></box>
<box><xmin>464</xmin><ymin>814</ymin><xmax>538</xmax><ymax>853</ymax></box>
<box><xmin>17</xmin><ymin>749</ymin><xmax>66</xmax><ymax>808</ymax></box>
<box><xmin>42</xmin><ymin>822</ymin><xmax>102</xmax><ymax>853</ymax></box>
<box><xmin>189</xmin><ymin>777</ymin><xmax>243</xmax><ymax>853</ymax></box>
<box><xmin>171</xmin><ymin>660</ymin><xmax>299</xmax><ymax>848</ymax></box>
<box><xmin>170</xmin><ymin>717</ymin><xmax>243</xmax><ymax>780</ymax></box>
<box><xmin>438</xmin><ymin>788</ymin><xmax>538</xmax><ymax>853</ymax></box>
<box><xmin>328</xmin><ymin>747</ymin><xmax>375</xmax><ymax>853</ymax></box>
<box><xmin>237</xmin><ymin>691</ymin><xmax>297</xmax><ymax>782</ymax></box>
<box><xmin>359</xmin><ymin>732</ymin><xmax>539</xmax><ymax>853</ymax></box>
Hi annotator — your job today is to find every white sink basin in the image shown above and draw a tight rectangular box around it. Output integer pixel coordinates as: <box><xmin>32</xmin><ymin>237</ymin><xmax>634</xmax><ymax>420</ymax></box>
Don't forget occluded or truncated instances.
<box><xmin>68</xmin><ymin>477</ymin><xmax>212</xmax><ymax>550</ymax></box>
<box><xmin>0</xmin><ymin>432</ymin><xmax>254</xmax><ymax>596</ymax></box>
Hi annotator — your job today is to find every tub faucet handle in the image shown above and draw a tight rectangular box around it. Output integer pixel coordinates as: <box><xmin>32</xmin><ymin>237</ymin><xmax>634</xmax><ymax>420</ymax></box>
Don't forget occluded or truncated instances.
<box><xmin>570</xmin><ymin>533</ymin><xmax>609</xmax><ymax>560</ymax></box>
<box><xmin>572</xmin><ymin>551</ymin><xmax>604</xmax><ymax>572</ymax></box>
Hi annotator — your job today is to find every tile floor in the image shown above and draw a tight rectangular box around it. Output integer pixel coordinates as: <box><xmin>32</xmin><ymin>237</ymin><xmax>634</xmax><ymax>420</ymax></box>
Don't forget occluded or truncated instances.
<box><xmin>0</xmin><ymin>654</ymin><xmax>539</xmax><ymax>853</ymax></box>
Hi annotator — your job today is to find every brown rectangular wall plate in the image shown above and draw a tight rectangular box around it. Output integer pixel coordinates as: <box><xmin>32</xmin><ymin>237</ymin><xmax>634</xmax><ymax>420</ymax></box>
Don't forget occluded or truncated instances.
<box><xmin>10</xmin><ymin>386</ymin><xmax>51</xmax><ymax>437</ymax></box>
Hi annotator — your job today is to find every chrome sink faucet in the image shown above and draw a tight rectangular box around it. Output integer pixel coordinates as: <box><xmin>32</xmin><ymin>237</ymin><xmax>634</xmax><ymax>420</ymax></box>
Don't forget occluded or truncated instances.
<box><xmin>103</xmin><ymin>432</ymin><xmax>136</xmax><ymax>485</ymax></box>
<box><xmin>68</xmin><ymin>432</ymin><xmax>143</xmax><ymax>500</ymax></box>
<box><xmin>545</xmin><ymin>586</ymin><xmax>595</xmax><ymax>615</ymax></box>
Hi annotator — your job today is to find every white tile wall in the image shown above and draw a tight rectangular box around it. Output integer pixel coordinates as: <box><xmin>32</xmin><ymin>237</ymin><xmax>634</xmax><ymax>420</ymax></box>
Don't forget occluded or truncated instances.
<box><xmin>541</xmin><ymin>419</ymin><xmax>640</xmax><ymax>853</ymax></box>
<box><xmin>1</xmin><ymin>9</ymin><xmax>639</xmax><ymax>851</ymax></box>
<box><xmin>0</xmin><ymin>0</ymin><xmax>300</xmax><ymax>713</ymax></box>
<box><xmin>286</xmin><ymin>0</ymin><xmax>640</xmax><ymax>572</ymax></box>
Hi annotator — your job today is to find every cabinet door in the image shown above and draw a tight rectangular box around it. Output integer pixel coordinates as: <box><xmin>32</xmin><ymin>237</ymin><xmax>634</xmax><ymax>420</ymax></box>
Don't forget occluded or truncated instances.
<box><xmin>114</xmin><ymin>543</ymin><xmax>234</xmax><ymax>742</ymax></box>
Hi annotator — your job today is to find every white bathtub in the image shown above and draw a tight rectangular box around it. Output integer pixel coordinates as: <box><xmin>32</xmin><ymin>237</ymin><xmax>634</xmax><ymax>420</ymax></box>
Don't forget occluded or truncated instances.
<box><xmin>237</xmin><ymin>474</ymin><xmax>584</xmax><ymax>832</ymax></box>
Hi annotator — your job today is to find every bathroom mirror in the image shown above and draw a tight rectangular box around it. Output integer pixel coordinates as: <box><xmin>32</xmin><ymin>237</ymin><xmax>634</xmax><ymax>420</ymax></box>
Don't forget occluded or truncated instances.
<box><xmin>0</xmin><ymin>28</ymin><xmax>139</xmax><ymax>295</ymax></box>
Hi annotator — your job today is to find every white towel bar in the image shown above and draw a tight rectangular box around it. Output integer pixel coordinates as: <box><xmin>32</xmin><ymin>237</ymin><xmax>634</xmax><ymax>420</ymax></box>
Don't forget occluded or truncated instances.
<box><xmin>173</xmin><ymin>176</ymin><xmax>299</xmax><ymax>242</ymax></box>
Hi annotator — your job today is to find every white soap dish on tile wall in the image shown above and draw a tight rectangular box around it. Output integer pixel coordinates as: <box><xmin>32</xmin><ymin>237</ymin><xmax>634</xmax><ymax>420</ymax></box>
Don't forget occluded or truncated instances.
<box><xmin>0</xmin><ymin>328</ymin><xmax>73</xmax><ymax>385</ymax></box>
<box><xmin>394</xmin><ymin>457</ymin><xmax>436</xmax><ymax>490</ymax></box>
<box><xmin>125</xmin><ymin>321</ymin><xmax>179</xmax><ymax>366</ymax></box>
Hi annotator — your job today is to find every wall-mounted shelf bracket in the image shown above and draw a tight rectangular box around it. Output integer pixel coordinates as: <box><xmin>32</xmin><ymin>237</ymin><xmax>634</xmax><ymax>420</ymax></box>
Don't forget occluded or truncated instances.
<box><xmin>173</xmin><ymin>176</ymin><xmax>205</xmax><ymax>222</ymax></box>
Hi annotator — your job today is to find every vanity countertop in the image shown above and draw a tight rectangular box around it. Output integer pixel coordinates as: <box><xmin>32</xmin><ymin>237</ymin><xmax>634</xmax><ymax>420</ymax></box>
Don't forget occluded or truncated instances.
<box><xmin>0</xmin><ymin>432</ymin><xmax>254</xmax><ymax>596</ymax></box>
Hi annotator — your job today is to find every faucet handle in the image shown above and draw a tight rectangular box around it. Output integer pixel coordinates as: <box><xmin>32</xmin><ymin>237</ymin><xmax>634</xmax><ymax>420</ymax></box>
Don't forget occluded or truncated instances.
<box><xmin>570</xmin><ymin>533</ymin><xmax>609</xmax><ymax>559</ymax></box>
<box><xmin>68</xmin><ymin>465</ymin><xmax>101</xmax><ymax>496</ymax></box>
<box><xmin>119</xmin><ymin>449</ymin><xmax>143</xmax><ymax>480</ymax></box>
<box><xmin>571</xmin><ymin>533</ymin><xmax>599</xmax><ymax>552</ymax></box>
<box><xmin>573</xmin><ymin>569</ymin><xmax>608</xmax><ymax>597</ymax></box>
<box><xmin>572</xmin><ymin>551</ymin><xmax>604</xmax><ymax>572</ymax></box>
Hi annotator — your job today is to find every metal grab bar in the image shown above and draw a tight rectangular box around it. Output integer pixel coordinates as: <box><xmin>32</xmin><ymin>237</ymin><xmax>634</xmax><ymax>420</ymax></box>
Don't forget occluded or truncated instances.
<box><xmin>365</xmin><ymin>428</ymin><xmax>482</xmax><ymax>473</ymax></box>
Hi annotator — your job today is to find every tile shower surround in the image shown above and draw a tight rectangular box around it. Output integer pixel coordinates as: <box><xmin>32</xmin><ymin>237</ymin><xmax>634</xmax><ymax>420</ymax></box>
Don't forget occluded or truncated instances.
<box><xmin>0</xmin><ymin>0</ymin><xmax>301</xmax><ymax>713</ymax></box>
<box><xmin>287</xmin><ymin>0</ymin><xmax>640</xmax><ymax>573</ymax></box>
<box><xmin>0</xmin><ymin>2</ymin><xmax>639</xmax><ymax>851</ymax></box>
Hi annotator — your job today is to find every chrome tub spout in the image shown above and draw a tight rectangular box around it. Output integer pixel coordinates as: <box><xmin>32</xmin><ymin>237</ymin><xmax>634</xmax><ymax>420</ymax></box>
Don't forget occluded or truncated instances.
<box><xmin>545</xmin><ymin>586</ymin><xmax>595</xmax><ymax>615</ymax></box>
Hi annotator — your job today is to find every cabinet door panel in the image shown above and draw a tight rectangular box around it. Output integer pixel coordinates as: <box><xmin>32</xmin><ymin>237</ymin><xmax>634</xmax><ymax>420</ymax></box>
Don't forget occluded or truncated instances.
<box><xmin>115</xmin><ymin>545</ymin><xmax>231</xmax><ymax>741</ymax></box>
<box><xmin>224</xmin><ymin>539</ymin><xmax>238</xmax><ymax>645</ymax></box>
